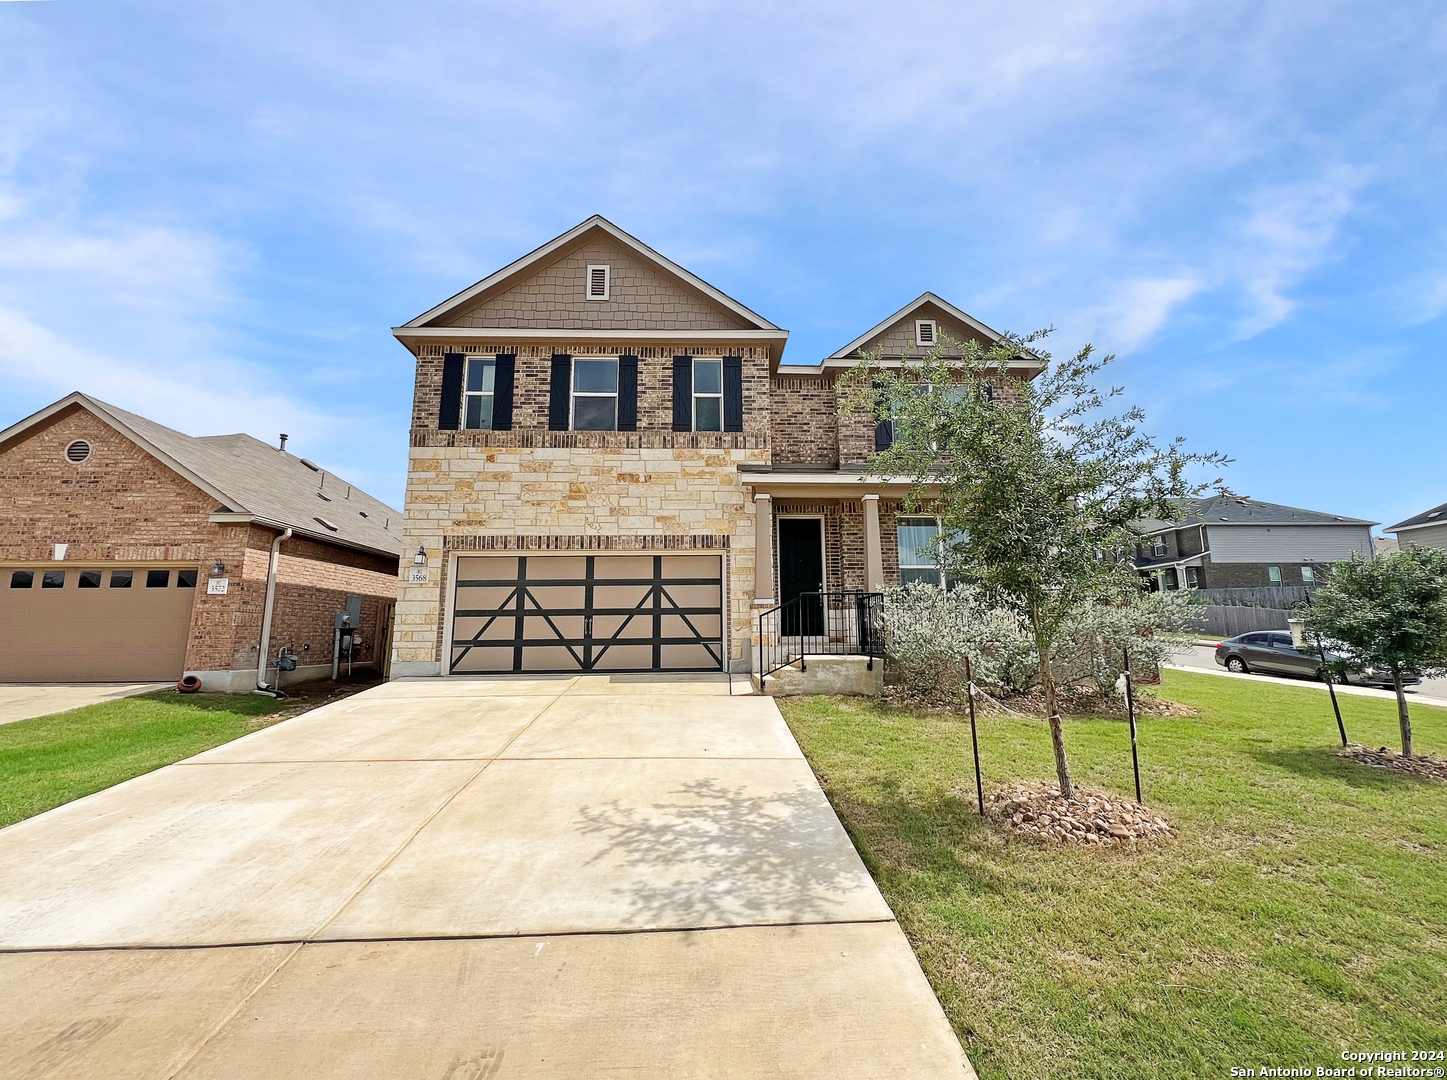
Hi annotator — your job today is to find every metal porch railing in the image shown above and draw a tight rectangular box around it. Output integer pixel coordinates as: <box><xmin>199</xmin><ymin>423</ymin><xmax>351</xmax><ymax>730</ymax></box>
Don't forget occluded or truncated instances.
<box><xmin>756</xmin><ymin>590</ymin><xmax>885</xmax><ymax>679</ymax></box>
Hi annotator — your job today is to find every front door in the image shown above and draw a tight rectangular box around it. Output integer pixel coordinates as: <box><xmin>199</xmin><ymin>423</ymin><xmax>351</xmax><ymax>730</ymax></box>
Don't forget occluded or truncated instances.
<box><xmin>777</xmin><ymin>518</ymin><xmax>824</xmax><ymax>636</ymax></box>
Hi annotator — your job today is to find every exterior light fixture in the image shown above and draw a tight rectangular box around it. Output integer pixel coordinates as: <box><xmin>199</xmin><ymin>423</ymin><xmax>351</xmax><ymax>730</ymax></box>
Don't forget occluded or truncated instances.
<box><xmin>413</xmin><ymin>547</ymin><xmax>427</xmax><ymax>565</ymax></box>
<box><xmin>211</xmin><ymin>561</ymin><xmax>226</xmax><ymax>576</ymax></box>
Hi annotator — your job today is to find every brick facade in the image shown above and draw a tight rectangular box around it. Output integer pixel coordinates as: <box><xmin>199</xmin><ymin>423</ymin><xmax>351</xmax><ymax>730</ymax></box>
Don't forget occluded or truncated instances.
<box><xmin>0</xmin><ymin>404</ymin><xmax>399</xmax><ymax>688</ymax></box>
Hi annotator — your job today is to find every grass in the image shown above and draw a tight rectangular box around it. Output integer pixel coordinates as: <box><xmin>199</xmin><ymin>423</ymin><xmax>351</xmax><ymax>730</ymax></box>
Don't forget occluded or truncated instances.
<box><xmin>0</xmin><ymin>691</ymin><xmax>286</xmax><ymax>828</ymax></box>
<box><xmin>779</xmin><ymin>669</ymin><xmax>1447</xmax><ymax>1080</ymax></box>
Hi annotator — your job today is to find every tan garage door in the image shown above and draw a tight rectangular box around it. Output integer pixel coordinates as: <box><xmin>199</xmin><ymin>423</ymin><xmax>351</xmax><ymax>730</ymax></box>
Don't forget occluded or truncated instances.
<box><xmin>0</xmin><ymin>566</ymin><xmax>198</xmax><ymax>682</ymax></box>
<box><xmin>450</xmin><ymin>554</ymin><xmax>723</xmax><ymax>674</ymax></box>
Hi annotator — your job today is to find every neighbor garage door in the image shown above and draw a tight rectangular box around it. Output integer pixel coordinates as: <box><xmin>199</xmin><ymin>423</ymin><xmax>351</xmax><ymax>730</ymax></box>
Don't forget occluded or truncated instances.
<box><xmin>0</xmin><ymin>566</ymin><xmax>197</xmax><ymax>682</ymax></box>
<box><xmin>450</xmin><ymin>554</ymin><xmax>724</xmax><ymax>674</ymax></box>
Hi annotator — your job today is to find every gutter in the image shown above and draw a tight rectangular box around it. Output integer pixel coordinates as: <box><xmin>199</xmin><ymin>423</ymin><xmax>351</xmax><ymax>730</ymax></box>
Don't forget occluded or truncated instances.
<box><xmin>254</xmin><ymin>527</ymin><xmax>293</xmax><ymax>696</ymax></box>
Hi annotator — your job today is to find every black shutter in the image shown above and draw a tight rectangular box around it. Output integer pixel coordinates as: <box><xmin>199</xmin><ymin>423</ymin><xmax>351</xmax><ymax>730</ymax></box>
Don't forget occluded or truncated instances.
<box><xmin>617</xmin><ymin>355</ymin><xmax>638</xmax><ymax>432</ymax></box>
<box><xmin>548</xmin><ymin>354</ymin><xmax>572</xmax><ymax>431</ymax></box>
<box><xmin>492</xmin><ymin>354</ymin><xmax>516</xmax><ymax>430</ymax></box>
<box><xmin>672</xmin><ymin>356</ymin><xmax>692</xmax><ymax>432</ymax></box>
<box><xmin>439</xmin><ymin>353</ymin><xmax>464</xmax><ymax>431</ymax></box>
<box><xmin>873</xmin><ymin>379</ymin><xmax>893</xmax><ymax>450</ymax></box>
<box><xmin>723</xmin><ymin>355</ymin><xmax>743</xmax><ymax>432</ymax></box>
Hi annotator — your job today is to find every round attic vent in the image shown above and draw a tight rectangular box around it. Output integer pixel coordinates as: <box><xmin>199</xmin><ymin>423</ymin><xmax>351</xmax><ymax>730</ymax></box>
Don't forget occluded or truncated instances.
<box><xmin>65</xmin><ymin>440</ymin><xmax>92</xmax><ymax>464</ymax></box>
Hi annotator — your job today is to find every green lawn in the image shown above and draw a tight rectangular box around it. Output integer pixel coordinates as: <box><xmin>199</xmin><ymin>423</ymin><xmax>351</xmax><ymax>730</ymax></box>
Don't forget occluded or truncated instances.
<box><xmin>779</xmin><ymin>670</ymin><xmax>1447</xmax><ymax>1080</ymax></box>
<box><xmin>0</xmin><ymin>691</ymin><xmax>285</xmax><ymax>829</ymax></box>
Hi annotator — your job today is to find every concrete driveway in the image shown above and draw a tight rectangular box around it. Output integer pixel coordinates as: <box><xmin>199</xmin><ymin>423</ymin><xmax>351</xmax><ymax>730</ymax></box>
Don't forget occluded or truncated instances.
<box><xmin>0</xmin><ymin>682</ymin><xmax>169</xmax><ymax>726</ymax></box>
<box><xmin>0</xmin><ymin>674</ymin><xmax>973</xmax><ymax>1079</ymax></box>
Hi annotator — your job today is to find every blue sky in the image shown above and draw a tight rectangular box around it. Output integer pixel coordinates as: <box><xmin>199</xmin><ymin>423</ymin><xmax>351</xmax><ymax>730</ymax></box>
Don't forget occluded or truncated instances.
<box><xmin>1</xmin><ymin>1</ymin><xmax>1444</xmax><ymax>529</ymax></box>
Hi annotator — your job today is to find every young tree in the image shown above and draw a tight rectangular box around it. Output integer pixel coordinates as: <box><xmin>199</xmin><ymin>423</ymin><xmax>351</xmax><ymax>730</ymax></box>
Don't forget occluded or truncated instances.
<box><xmin>840</xmin><ymin>330</ymin><xmax>1226</xmax><ymax>799</ymax></box>
<box><xmin>1306</xmin><ymin>548</ymin><xmax>1447</xmax><ymax>757</ymax></box>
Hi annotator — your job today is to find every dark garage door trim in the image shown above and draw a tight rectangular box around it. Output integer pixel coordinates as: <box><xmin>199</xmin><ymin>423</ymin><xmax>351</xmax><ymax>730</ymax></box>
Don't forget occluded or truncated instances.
<box><xmin>449</xmin><ymin>554</ymin><xmax>724</xmax><ymax>674</ymax></box>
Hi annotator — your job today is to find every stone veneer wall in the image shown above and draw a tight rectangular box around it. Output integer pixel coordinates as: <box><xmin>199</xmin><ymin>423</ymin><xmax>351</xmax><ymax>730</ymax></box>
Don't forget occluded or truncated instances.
<box><xmin>396</xmin><ymin>442</ymin><xmax>768</xmax><ymax>672</ymax></box>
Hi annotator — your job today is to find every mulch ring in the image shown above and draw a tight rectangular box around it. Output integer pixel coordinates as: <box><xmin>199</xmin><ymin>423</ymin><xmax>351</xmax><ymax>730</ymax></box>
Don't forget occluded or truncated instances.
<box><xmin>1337</xmin><ymin>743</ymin><xmax>1447</xmax><ymax>782</ymax></box>
<box><xmin>985</xmin><ymin>780</ymin><xmax>1178</xmax><ymax>846</ymax></box>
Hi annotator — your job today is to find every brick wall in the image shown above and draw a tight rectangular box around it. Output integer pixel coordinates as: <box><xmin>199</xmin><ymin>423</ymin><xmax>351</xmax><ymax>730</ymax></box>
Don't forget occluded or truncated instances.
<box><xmin>1200</xmin><ymin>558</ymin><xmax>1316</xmax><ymax>589</ymax></box>
<box><xmin>448</xmin><ymin>237</ymin><xmax>752</xmax><ymax>331</ymax></box>
<box><xmin>0</xmin><ymin>406</ymin><xmax>217</xmax><ymax>562</ymax></box>
<box><xmin>411</xmin><ymin>342</ymin><xmax>771</xmax><ymax>438</ymax></box>
<box><xmin>769</xmin><ymin>376</ymin><xmax>838</xmax><ymax>466</ymax></box>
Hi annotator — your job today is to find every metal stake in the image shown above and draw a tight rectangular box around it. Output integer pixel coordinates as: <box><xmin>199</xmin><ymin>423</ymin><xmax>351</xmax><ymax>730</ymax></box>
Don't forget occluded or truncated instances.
<box><xmin>1123</xmin><ymin>647</ymin><xmax>1142</xmax><ymax>804</ymax></box>
<box><xmin>1317</xmin><ymin>633</ymin><xmax>1348</xmax><ymax>747</ymax></box>
<box><xmin>965</xmin><ymin>655</ymin><xmax>984</xmax><ymax>816</ymax></box>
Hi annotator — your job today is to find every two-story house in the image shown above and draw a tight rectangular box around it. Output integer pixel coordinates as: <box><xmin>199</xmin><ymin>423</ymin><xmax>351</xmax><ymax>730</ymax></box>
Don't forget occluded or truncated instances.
<box><xmin>390</xmin><ymin>216</ymin><xmax>1039</xmax><ymax>677</ymax></box>
<box><xmin>1133</xmin><ymin>495</ymin><xmax>1375</xmax><ymax>591</ymax></box>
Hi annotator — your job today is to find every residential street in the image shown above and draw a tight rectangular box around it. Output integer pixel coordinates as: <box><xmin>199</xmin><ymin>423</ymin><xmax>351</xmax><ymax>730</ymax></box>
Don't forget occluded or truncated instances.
<box><xmin>1170</xmin><ymin>643</ymin><xmax>1447</xmax><ymax>707</ymax></box>
<box><xmin>0</xmin><ymin>675</ymin><xmax>973</xmax><ymax>1079</ymax></box>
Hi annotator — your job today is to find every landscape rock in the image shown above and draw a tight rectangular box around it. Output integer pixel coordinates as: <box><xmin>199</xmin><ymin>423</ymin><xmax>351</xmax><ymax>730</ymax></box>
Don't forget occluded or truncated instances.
<box><xmin>1338</xmin><ymin>743</ymin><xmax>1447</xmax><ymax>782</ymax></box>
<box><xmin>983</xmin><ymin>780</ymin><xmax>1178</xmax><ymax>847</ymax></box>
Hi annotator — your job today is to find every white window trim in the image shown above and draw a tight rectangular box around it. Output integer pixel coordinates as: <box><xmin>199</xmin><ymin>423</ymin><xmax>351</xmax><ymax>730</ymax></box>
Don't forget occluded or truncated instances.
<box><xmin>915</xmin><ymin>319</ymin><xmax>937</xmax><ymax>348</ymax></box>
<box><xmin>1268</xmin><ymin>566</ymin><xmax>1283</xmax><ymax>585</ymax></box>
<box><xmin>570</xmin><ymin>356</ymin><xmax>620</xmax><ymax>431</ymax></box>
<box><xmin>462</xmin><ymin>354</ymin><xmax>496</xmax><ymax>431</ymax></box>
<box><xmin>586</xmin><ymin>264</ymin><xmax>611</xmax><ymax>301</ymax></box>
<box><xmin>898</xmin><ymin>515</ymin><xmax>948</xmax><ymax>588</ymax></box>
<box><xmin>692</xmin><ymin>357</ymin><xmax>723</xmax><ymax>432</ymax></box>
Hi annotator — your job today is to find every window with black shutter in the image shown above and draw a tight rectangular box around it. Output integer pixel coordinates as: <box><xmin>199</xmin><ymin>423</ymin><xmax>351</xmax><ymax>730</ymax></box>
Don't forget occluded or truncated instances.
<box><xmin>722</xmin><ymin>355</ymin><xmax>743</xmax><ymax>432</ymax></box>
<box><xmin>618</xmin><ymin>355</ymin><xmax>638</xmax><ymax>431</ymax></box>
<box><xmin>492</xmin><ymin>354</ymin><xmax>516</xmax><ymax>430</ymax></box>
<box><xmin>672</xmin><ymin>356</ymin><xmax>692</xmax><ymax>432</ymax></box>
<box><xmin>548</xmin><ymin>355</ymin><xmax>572</xmax><ymax>430</ymax></box>
<box><xmin>439</xmin><ymin>353</ymin><xmax>465</xmax><ymax>431</ymax></box>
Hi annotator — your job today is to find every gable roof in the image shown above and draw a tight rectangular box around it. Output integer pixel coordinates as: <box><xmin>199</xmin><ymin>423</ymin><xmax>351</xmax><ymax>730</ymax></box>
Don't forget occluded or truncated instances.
<box><xmin>1137</xmin><ymin>495</ymin><xmax>1376</xmax><ymax>535</ymax></box>
<box><xmin>0</xmin><ymin>393</ymin><xmax>403</xmax><ymax>558</ymax></box>
<box><xmin>1387</xmin><ymin>500</ymin><xmax>1447</xmax><ymax>533</ymax></box>
<box><xmin>824</xmin><ymin>293</ymin><xmax>1007</xmax><ymax>361</ymax></box>
<box><xmin>400</xmin><ymin>215</ymin><xmax>782</xmax><ymax>334</ymax></box>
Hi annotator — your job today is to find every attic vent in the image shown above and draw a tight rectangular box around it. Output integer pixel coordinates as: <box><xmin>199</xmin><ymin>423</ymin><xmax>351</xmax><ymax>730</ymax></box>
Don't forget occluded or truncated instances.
<box><xmin>299</xmin><ymin>458</ymin><xmax>320</xmax><ymax>472</ymax></box>
<box><xmin>915</xmin><ymin>320</ymin><xmax>937</xmax><ymax>347</ymax></box>
<box><xmin>358</xmin><ymin>511</ymin><xmax>369</xmax><ymax>518</ymax></box>
<box><xmin>586</xmin><ymin>264</ymin><xmax>611</xmax><ymax>301</ymax></box>
<box><xmin>1429</xmin><ymin>511</ymin><xmax>1442</xmax><ymax>519</ymax></box>
<box><xmin>65</xmin><ymin>440</ymin><xmax>91</xmax><ymax>464</ymax></box>
<box><xmin>316</xmin><ymin>492</ymin><xmax>332</xmax><ymax>502</ymax></box>
<box><xmin>314</xmin><ymin>517</ymin><xmax>339</xmax><ymax>532</ymax></box>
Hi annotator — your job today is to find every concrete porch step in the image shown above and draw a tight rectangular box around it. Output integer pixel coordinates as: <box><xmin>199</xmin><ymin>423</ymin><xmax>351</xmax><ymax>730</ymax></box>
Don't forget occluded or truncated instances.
<box><xmin>753</xmin><ymin>654</ymin><xmax>883</xmax><ymax>697</ymax></box>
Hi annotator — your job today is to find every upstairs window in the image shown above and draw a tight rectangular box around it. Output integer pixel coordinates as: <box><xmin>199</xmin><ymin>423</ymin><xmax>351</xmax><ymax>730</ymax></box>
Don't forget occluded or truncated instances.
<box><xmin>693</xmin><ymin>358</ymin><xmax>723</xmax><ymax>431</ymax></box>
<box><xmin>463</xmin><ymin>356</ymin><xmax>496</xmax><ymax>430</ymax></box>
<box><xmin>586</xmin><ymin>264</ymin><xmax>611</xmax><ymax>301</ymax></box>
<box><xmin>1301</xmin><ymin>566</ymin><xmax>1316</xmax><ymax>586</ymax></box>
<box><xmin>572</xmin><ymin>358</ymin><xmax>619</xmax><ymax>430</ymax></box>
<box><xmin>1150</xmin><ymin>536</ymin><xmax>1168</xmax><ymax>558</ymax></box>
<box><xmin>915</xmin><ymin>319</ymin><xmax>937</xmax><ymax>348</ymax></box>
<box><xmin>1268</xmin><ymin>566</ymin><xmax>1283</xmax><ymax>586</ymax></box>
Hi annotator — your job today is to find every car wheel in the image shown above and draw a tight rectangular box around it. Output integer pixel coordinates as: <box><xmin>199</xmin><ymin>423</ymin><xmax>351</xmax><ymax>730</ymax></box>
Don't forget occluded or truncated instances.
<box><xmin>1335</xmin><ymin>671</ymin><xmax>1351</xmax><ymax>686</ymax></box>
<box><xmin>1226</xmin><ymin>656</ymin><xmax>1248</xmax><ymax>674</ymax></box>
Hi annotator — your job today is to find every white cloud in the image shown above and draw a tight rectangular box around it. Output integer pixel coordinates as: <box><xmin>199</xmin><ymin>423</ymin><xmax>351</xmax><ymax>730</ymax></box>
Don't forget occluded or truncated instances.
<box><xmin>1080</xmin><ymin>275</ymin><xmax>1202</xmax><ymax>353</ymax></box>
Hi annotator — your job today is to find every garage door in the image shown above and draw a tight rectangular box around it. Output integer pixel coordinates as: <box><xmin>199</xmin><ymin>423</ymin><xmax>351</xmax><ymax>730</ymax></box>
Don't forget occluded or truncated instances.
<box><xmin>450</xmin><ymin>554</ymin><xmax>724</xmax><ymax>674</ymax></box>
<box><xmin>0</xmin><ymin>566</ymin><xmax>197</xmax><ymax>682</ymax></box>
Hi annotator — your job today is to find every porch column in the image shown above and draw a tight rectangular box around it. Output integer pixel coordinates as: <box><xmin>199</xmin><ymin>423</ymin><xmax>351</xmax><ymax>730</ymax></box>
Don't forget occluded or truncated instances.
<box><xmin>863</xmin><ymin>493</ymin><xmax>885</xmax><ymax>591</ymax></box>
<box><xmin>753</xmin><ymin>493</ymin><xmax>774</xmax><ymax>604</ymax></box>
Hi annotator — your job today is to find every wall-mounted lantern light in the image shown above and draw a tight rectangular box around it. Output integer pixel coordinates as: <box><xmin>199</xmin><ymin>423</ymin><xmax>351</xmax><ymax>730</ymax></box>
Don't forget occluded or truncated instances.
<box><xmin>413</xmin><ymin>547</ymin><xmax>427</xmax><ymax>565</ymax></box>
<box><xmin>211</xmin><ymin>561</ymin><xmax>226</xmax><ymax>576</ymax></box>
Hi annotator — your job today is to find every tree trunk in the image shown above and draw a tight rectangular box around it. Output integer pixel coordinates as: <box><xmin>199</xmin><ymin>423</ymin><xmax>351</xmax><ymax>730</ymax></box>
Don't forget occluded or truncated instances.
<box><xmin>1036</xmin><ymin>638</ymin><xmax>1074</xmax><ymax>801</ymax></box>
<box><xmin>1393</xmin><ymin>665</ymin><xmax>1413</xmax><ymax>758</ymax></box>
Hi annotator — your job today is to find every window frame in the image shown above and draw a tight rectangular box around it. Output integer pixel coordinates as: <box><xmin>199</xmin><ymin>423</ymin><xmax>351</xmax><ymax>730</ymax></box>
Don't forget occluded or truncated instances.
<box><xmin>692</xmin><ymin>357</ymin><xmax>723</xmax><ymax>432</ymax></box>
<box><xmin>897</xmin><ymin>516</ymin><xmax>961</xmax><ymax>589</ymax></box>
<box><xmin>1149</xmin><ymin>536</ymin><xmax>1168</xmax><ymax>558</ymax></box>
<box><xmin>585</xmin><ymin>264</ymin><xmax>611</xmax><ymax>301</ymax></box>
<box><xmin>1268</xmin><ymin>566</ymin><xmax>1283</xmax><ymax>586</ymax></box>
<box><xmin>9</xmin><ymin>570</ymin><xmax>34</xmax><ymax>589</ymax></box>
<box><xmin>1301</xmin><ymin>566</ymin><xmax>1315</xmax><ymax>586</ymax></box>
<box><xmin>462</xmin><ymin>354</ymin><xmax>496</xmax><ymax>431</ymax></box>
<box><xmin>570</xmin><ymin>356</ymin><xmax>620</xmax><ymax>432</ymax></box>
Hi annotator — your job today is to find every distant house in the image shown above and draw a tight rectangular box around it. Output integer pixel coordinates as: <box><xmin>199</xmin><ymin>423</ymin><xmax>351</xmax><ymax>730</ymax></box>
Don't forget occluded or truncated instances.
<box><xmin>1372</xmin><ymin>535</ymin><xmax>1400</xmax><ymax>556</ymax></box>
<box><xmin>1133</xmin><ymin>496</ymin><xmax>1375</xmax><ymax>591</ymax></box>
<box><xmin>0</xmin><ymin>392</ymin><xmax>402</xmax><ymax>689</ymax></box>
<box><xmin>1385</xmin><ymin>501</ymin><xmax>1447</xmax><ymax>552</ymax></box>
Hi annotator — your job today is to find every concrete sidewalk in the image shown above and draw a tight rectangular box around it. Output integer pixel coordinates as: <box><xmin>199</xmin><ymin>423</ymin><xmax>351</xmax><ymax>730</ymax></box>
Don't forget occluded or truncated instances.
<box><xmin>0</xmin><ymin>682</ymin><xmax>169</xmax><ymax>726</ymax></box>
<box><xmin>0</xmin><ymin>674</ymin><xmax>973</xmax><ymax>1079</ymax></box>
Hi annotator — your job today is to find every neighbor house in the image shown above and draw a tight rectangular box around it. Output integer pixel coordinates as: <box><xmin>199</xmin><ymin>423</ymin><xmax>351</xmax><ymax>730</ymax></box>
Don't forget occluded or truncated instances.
<box><xmin>0</xmin><ymin>393</ymin><xmax>402</xmax><ymax>689</ymax></box>
<box><xmin>1133</xmin><ymin>495</ymin><xmax>1375</xmax><ymax>591</ymax></box>
<box><xmin>1385</xmin><ymin>500</ymin><xmax>1447</xmax><ymax>551</ymax></box>
<box><xmin>391</xmin><ymin>216</ymin><xmax>1041</xmax><ymax>677</ymax></box>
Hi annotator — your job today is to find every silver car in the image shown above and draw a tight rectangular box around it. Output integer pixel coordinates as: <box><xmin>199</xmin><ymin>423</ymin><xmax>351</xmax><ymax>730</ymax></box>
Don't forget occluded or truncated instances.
<box><xmin>1214</xmin><ymin>632</ymin><xmax>1420</xmax><ymax>689</ymax></box>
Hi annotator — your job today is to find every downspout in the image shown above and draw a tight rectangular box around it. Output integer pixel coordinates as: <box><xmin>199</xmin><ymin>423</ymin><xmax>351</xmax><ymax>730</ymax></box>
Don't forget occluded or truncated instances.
<box><xmin>254</xmin><ymin>527</ymin><xmax>293</xmax><ymax>696</ymax></box>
